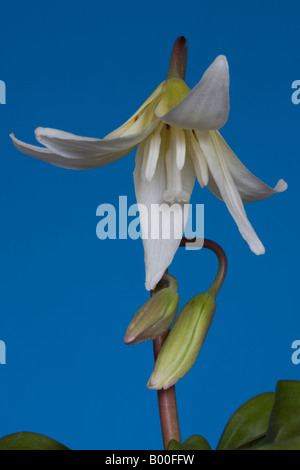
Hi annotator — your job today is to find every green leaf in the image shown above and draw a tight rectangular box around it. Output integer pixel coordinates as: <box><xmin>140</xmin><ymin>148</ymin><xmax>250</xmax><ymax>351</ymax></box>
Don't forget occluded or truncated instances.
<box><xmin>0</xmin><ymin>432</ymin><xmax>69</xmax><ymax>450</ymax></box>
<box><xmin>184</xmin><ymin>435</ymin><xmax>211</xmax><ymax>450</ymax></box>
<box><xmin>168</xmin><ymin>440</ymin><xmax>184</xmax><ymax>450</ymax></box>
<box><xmin>168</xmin><ymin>435</ymin><xmax>211</xmax><ymax>450</ymax></box>
<box><xmin>217</xmin><ymin>392</ymin><xmax>275</xmax><ymax>450</ymax></box>
<box><xmin>237</xmin><ymin>435</ymin><xmax>266</xmax><ymax>450</ymax></box>
<box><xmin>258</xmin><ymin>436</ymin><xmax>300</xmax><ymax>450</ymax></box>
<box><xmin>263</xmin><ymin>380</ymin><xmax>300</xmax><ymax>446</ymax></box>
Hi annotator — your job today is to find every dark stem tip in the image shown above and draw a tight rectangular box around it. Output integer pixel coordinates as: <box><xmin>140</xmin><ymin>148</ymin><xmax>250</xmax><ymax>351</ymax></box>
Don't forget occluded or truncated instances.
<box><xmin>174</xmin><ymin>36</ymin><xmax>187</xmax><ymax>48</ymax></box>
<box><xmin>167</xmin><ymin>36</ymin><xmax>188</xmax><ymax>81</ymax></box>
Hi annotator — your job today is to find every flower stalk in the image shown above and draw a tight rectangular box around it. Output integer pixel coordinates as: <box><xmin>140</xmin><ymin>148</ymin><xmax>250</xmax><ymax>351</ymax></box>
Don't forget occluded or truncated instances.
<box><xmin>151</xmin><ymin>272</ymin><xmax>181</xmax><ymax>449</ymax></box>
<box><xmin>151</xmin><ymin>238</ymin><xmax>227</xmax><ymax>447</ymax></box>
<box><xmin>180</xmin><ymin>238</ymin><xmax>227</xmax><ymax>297</ymax></box>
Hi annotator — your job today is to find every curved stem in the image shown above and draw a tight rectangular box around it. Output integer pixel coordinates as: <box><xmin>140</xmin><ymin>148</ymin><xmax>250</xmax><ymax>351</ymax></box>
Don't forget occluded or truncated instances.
<box><xmin>180</xmin><ymin>238</ymin><xmax>227</xmax><ymax>297</ymax></box>
<box><xmin>151</xmin><ymin>238</ymin><xmax>227</xmax><ymax>449</ymax></box>
<box><xmin>204</xmin><ymin>239</ymin><xmax>227</xmax><ymax>297</ymax></box>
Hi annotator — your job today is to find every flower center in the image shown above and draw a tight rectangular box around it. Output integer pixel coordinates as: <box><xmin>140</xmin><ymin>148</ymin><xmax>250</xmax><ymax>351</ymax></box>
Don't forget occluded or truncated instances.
<box><xmin>155</xmin><ymin>78</ymin><xmax>190</xmax><ymax>118</ymax></box>
<box><xmin>141</xmin><ymin>124</ymin><xmax>209</xmax><ymax>204</ymax></box>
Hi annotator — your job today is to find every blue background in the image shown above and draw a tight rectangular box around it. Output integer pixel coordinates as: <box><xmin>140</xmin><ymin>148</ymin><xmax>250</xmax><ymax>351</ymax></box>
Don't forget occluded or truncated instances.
<box><xmin>0</xmin><ymin>0</ymin><xmax>299</xmax><ymax>450</ymax></box>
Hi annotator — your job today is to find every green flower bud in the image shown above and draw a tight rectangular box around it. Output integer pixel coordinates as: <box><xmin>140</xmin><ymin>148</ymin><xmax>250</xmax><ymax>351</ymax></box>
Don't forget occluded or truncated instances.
<box><xmin>147</xmin><ymin>292</ymin><xmax>216</xmax><ymax>390</ymax></box>
<box><xmin>124</xmin><ymin>277</ymin><xmax>179</xmax><ymax>345</ymax></box>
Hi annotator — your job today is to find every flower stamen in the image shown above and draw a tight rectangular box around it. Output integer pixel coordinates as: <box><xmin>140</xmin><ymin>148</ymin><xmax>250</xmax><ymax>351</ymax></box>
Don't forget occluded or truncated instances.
<box><xmin>188</xmin><ymin>131</ymin><xmax>209</xmax><ymax>188</ymax></box>
<box><xmin>172</xmin><ymin>127</ymin><xmax>186</xmax><ymax>171</ymax></box>
<box><xmin>141</xmin><ymin>122</ymin><xmax>164</xmax><ymax>182</ymax></box>
<box><xmin>164</xmin><ymin>128</ymin><xmax>189</xmax><ymax>204</ymax></box>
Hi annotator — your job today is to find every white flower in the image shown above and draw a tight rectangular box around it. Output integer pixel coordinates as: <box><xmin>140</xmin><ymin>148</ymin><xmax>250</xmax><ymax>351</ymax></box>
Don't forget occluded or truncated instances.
<box><xmin>10</xmin><ymin>54</ymin><xmax>287</xmax><ymax>291</ymax></box>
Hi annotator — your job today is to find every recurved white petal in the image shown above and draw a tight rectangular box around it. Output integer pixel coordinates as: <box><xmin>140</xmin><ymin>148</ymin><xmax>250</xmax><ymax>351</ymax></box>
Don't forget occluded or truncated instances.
<box><xmin>10</xmin><ymin>133</ymin><xmax>135</xmax><ymax>169</ymax></box>
<box><xmin>35</xmin><ymin>121</ymin><xmax>158</xmax><ymax>159</ymax></box>
<box><xmin>11</xmin><ymin>121</ymin><xmax>158</xmax><ymax>169</ymax></box>
<box><xmin>197</xmin><ymin>130</ymin><xmax>265</xmax><ymax>255</ymax></box>
<box><xmin>206</xmin><ymin>131</ymin><xmax>287</xmax><ymax>203</ymax></box>
<box><xmin>134</xmin><ymin>132</ymin><xmax>195</xmax><ymax>291</ymax></box>
<box><xmin>159</xmin><ymin>55</ymin><xmax>229</xmax><ymax>131</ymax></box>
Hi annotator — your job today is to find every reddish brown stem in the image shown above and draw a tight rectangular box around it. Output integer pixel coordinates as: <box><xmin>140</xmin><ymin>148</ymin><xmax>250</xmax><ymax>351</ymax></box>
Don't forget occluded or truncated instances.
<box><xmin>180</xmin><ymin>238</ymin><xmax>227</xmax><ymax>297</ymax></box>
<box><xmin>151</xmin><ymin>272</ymin><xmax>181</xmax><ymax>449</ymax></box>
<box><xmin>152</xmin><ymin>333</ymin><xmax>181</xmax><ymax>449</ymax></box>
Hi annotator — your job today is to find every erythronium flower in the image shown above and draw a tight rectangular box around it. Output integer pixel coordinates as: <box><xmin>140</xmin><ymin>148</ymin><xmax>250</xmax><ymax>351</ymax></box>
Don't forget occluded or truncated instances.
<box><xmin>10</xmin><ymin>37</ymin><xmax>287</xmax><ymax>291</ymax></box>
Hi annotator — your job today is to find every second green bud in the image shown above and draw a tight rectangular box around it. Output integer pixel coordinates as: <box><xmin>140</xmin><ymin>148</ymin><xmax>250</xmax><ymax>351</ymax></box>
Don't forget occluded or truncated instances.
<box><xmin>147</xmin><ymin>292</ymin><xmax>216</xmax><ymax>390</ymax></box>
